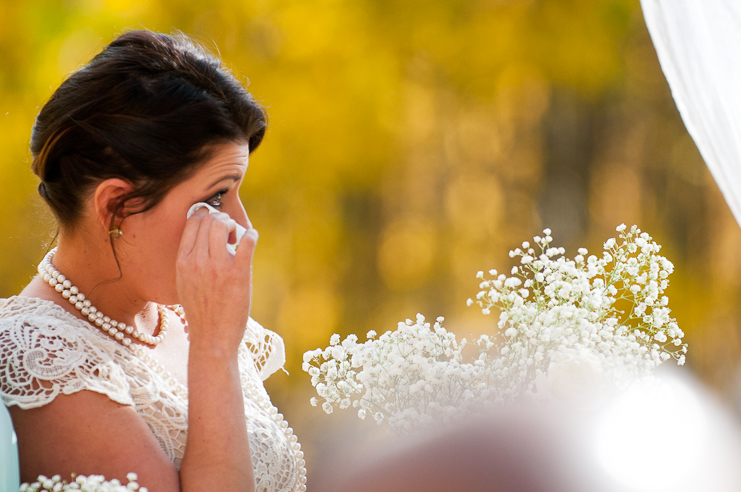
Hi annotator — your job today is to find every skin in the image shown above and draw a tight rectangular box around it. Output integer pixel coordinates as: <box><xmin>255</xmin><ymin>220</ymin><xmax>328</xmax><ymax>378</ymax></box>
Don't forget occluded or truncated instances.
<box><xmin>10</xmin><ymin>141</ymin><xmax>258</xmax><ymax>491</ymax></box>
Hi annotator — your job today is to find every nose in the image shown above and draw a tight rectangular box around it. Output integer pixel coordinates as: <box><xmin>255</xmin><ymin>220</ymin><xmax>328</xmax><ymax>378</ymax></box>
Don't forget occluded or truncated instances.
<box><xmin>231</xmin><ymin>196</ymin><xmax>252</xmax><ymax>230</ymax></box>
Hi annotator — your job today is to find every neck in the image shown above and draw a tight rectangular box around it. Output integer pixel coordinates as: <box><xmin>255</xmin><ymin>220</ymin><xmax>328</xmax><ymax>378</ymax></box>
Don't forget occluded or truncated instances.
<box><xmin>50</xmin><ymin>232</ymin><xmax>158</xmax><ymax>331</ymax></box>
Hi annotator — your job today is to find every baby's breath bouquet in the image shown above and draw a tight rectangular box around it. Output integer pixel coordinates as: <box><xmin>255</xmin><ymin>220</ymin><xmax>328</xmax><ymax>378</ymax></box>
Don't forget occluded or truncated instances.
<box><xmin>20</xmin><ymin>473</ymin><xmax>146</xmax><ymax>492</ymax></box>
<box><xmin>303</xmin><ymin>225</ymin><xmax>687</xmax><ymax>434</ymax></box>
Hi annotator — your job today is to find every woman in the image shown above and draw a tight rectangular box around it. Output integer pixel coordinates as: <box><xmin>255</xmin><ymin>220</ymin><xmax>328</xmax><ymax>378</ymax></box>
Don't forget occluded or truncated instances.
<box><xmin>0</xmin><ymin>30</ymin><xmax>305</xmax><ymax>491</ymax></box>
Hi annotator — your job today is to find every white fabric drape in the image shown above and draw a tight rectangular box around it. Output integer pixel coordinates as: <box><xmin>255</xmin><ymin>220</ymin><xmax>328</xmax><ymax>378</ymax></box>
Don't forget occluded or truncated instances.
<box><xmin>641</xmin><ymin>0</ymin><xmax>741</xmax><ymax>227</ymax></box>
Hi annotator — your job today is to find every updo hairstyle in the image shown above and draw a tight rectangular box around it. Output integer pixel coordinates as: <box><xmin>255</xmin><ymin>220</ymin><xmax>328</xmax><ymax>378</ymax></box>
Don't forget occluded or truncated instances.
<box><xmin>30</xmin><ymin>30</ymin><xmax>267</xmax><ymax>231</ymax></box>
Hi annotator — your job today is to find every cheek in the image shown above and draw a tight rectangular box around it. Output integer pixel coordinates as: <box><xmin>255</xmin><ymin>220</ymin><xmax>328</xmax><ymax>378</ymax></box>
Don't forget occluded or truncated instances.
<box><xmin>159</xmin><ymin>222</ymin><xmax>186</xmax><ymax>261</ymax></box>
<box><xmin>134</xmin><ymin>217</ymin><xmax>185</xmax><ymax>274</ymax></box>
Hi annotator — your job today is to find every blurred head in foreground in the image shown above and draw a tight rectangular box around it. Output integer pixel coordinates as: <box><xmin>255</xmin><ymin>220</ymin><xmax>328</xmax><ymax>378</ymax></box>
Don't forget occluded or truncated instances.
<box><xmin>320</xmin><ymin>372</ymin><xmax>741</xmax><ymax>492</ymax></box>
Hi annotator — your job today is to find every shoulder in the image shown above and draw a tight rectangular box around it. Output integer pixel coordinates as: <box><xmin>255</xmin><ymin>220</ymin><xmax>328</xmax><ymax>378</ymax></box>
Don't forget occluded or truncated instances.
<box><xmin>0</xmin><ymin>296</ymin><xmax>72</xmax><ymax>326</ymax></box>
<box><xmin>0</xmin><ymin>296</ymin><xmax>134</xmax><ymax>409</ymax></box>
<box><xmin>9</xmin><ymin>388</ymin><xmax>179</xmax><ymax>488</ymax></box>
<box><xmin>240</xmin><ymin>317</ymin><xmax>286</xmax><ymax>381</ymax></box>
<box><xmin>0</xmin><ymin>296</ymin><xmax>91</xmax><ymax>358</ymax></box>
<box><xmin>0</xmin><ymin>296</ymin><xmax>107</xmax><ymax>358</ymax></box>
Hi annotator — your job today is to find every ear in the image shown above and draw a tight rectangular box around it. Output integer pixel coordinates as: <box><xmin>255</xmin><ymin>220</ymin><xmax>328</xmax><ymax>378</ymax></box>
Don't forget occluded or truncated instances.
<box><xmin>93</xmin><ymin>178</ymin><xmax>135</xmax><ymax>231</ymax></box>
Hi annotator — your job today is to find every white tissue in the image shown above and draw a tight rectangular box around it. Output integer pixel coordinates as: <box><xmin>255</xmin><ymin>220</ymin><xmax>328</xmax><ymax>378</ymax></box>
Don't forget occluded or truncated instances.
<box><xmin>186</xmin><ymin>202</ymin><xmax>247</xmax><ymax>255</ymax></box>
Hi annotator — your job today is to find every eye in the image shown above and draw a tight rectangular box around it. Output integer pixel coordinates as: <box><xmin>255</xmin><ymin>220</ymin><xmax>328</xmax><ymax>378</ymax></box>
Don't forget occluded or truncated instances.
<box><xmin>205</xmin><ymin>189</ymin><xmax>228</xmax><ymax>208</ymax></box>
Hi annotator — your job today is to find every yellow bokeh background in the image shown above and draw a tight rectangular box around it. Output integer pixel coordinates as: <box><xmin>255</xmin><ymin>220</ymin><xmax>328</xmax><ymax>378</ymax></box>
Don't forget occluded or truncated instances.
<box><xmin>2</xmin><ymin>0</ymin><xmax>741</xmax><ymax>485</ymax></box>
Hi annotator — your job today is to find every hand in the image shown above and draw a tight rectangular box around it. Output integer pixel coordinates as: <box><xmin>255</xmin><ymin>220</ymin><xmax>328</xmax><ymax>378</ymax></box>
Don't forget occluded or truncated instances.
<box><xmin>175</xmin><ymin>207</ymin><xmax>258</xmax><ymax>353</ymax></box>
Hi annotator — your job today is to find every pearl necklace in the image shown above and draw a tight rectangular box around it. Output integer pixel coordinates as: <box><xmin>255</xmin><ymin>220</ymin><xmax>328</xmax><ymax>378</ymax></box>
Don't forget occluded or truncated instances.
<box><xmin>38</xmin><ymin>247</ymin><xmax>169</xmax><ymax>348</ymax></box>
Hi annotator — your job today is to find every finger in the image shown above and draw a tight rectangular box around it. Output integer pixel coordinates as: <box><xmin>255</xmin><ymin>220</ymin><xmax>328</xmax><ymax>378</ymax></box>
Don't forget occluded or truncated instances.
<box><xmin>193</xmin><ymin>213</ymin><xmax>216</xmax><ymax>261</ymax></box>
<box><xmin>234</xmin><ymin>227</ymin><xmax>259</xmax><ymax>268</ymax></box>
<box><xmin>178</xmin><ymin>207</ymin><xmax>209</xmax><ymax>258</ymax></box>
<box><xmin>206</xmin><ymin>212</ymin><xmax>236</xmax><ymax>257</ymax></box>
<box><xmin>216</xmin><ymin>214</ymin><xmax>237</xmax><ymax>246</ymax></box>
<box><xmin>212</xmin><ymin>211</ymin><xmax>237</xmax><ymax>234</ymax></box>
<box><xmin>208</xmin><ymin>218</ymin><xmax>236</xmax><ymax>261</ymax></box>
<box><xmin>206</xmin><ymin>211</ymin><xmax>237</xmax><ymax>239</ymax></box>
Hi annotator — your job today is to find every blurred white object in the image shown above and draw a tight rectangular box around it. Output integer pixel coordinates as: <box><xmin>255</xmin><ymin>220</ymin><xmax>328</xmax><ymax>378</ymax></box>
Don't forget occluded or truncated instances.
<box><xmin>320</xmin><ymin>370</ymin><xmax>741</xmax><ymax>492</ymax></box>
<box><xmin>589</xmin><ymin>371</ymin><xmax>741</xmax><ymax>491</ymax></box>
<box><xmin>641</xmin><ymin>0</ymin><xmax>741</xmax><ymax>227</ymax></box>
<box><xmin>186</xmin><ymin>202</ymin><xmax>247</xmax><ymax>255</ymax></box>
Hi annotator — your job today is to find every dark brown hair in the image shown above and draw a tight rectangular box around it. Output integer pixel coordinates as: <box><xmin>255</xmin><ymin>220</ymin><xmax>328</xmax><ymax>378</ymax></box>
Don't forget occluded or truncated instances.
<box><xmin>31</xmin><ymin>30</ymin><xmax>267</xmax><ymax>230</ymax></box>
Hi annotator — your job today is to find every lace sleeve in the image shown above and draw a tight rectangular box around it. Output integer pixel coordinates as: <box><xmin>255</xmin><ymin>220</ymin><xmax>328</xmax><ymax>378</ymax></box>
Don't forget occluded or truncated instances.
<box><xmin>0</xmin><ymin>300</ymin><xmax>133</xmax><ymax>410</ymax></box>
<box><xmin>241</xmin><ymin>317</ymin><xmax>286</xmax><ymax>381</ymax></box>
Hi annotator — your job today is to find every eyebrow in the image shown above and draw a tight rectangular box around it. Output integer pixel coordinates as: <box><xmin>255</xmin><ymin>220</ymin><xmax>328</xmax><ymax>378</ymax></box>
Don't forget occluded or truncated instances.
<box><xmin>207</xmin><ymin>173</ymin><xmax>242</xmax><ymax>189</ymax></box>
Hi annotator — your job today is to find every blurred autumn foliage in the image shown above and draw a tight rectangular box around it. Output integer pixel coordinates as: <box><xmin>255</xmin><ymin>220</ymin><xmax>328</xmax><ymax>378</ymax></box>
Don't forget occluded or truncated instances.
<box><xmin>2</xmin><ymin>0</ymin><xmax>741</xmax><ymax>483</ymax></box>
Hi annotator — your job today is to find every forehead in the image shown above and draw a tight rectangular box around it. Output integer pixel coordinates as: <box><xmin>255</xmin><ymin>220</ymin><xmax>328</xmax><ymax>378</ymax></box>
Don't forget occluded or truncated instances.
<box><xmin>193</xmin><ymin>141</ymin><xmax>250</xmax><ymax>180</ymax></box>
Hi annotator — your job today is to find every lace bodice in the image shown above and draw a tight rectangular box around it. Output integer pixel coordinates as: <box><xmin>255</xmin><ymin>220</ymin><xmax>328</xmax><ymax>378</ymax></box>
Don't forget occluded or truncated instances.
<box><xmin>0</xmin><ymin>296</ymin><xmax>306</xmax><ymax>491</ymax></box>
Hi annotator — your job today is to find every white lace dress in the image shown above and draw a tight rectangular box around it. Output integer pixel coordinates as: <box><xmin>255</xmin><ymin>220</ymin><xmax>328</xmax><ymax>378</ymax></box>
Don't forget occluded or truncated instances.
<box><xmin>0</xmin><ymin>296</ymin><xmax>306</xmax><ymax>491</ymax></box>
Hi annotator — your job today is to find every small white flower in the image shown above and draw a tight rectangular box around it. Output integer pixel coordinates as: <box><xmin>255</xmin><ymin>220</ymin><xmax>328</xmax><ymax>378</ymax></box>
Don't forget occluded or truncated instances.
<box><xmin>331</xmin><ymin>346</ymin><xmax>344</xmax><ymax>360</ymax></box>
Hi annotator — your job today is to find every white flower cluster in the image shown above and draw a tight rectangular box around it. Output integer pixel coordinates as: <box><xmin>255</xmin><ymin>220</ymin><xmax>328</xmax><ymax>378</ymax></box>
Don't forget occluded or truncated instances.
<box><xmin>20</xmin><ymin>473</ymin><xmax>146</xmax><ymax>492</ymax></box>
<box><xmin>469</xmin><ymin>224</ymin><xmax>686</xmax><ymax>401</ymax></box>
<box><xmin>303</xmin><ymin>315</ymin><xmax>498</xmax><ymax>434</ymax></box>
<box><xmin>303</xmin><ymin>225</ymin><xmax>687</xmax><ymax>434</ymax></box>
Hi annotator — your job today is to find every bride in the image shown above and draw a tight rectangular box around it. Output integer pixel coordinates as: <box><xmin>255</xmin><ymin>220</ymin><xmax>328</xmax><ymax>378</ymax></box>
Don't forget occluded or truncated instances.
<box><xmin>0</xmin><ymin>30</ymin><xmax>305</xmax><ymax>491</ymax></box>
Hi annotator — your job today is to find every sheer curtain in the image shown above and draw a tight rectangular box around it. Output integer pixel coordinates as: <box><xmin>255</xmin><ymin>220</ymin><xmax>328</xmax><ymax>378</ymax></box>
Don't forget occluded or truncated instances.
<box><xmin>641</xmin><ymin>0</ymin><xmax>741</xmax><ymax>227</ymax></box>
